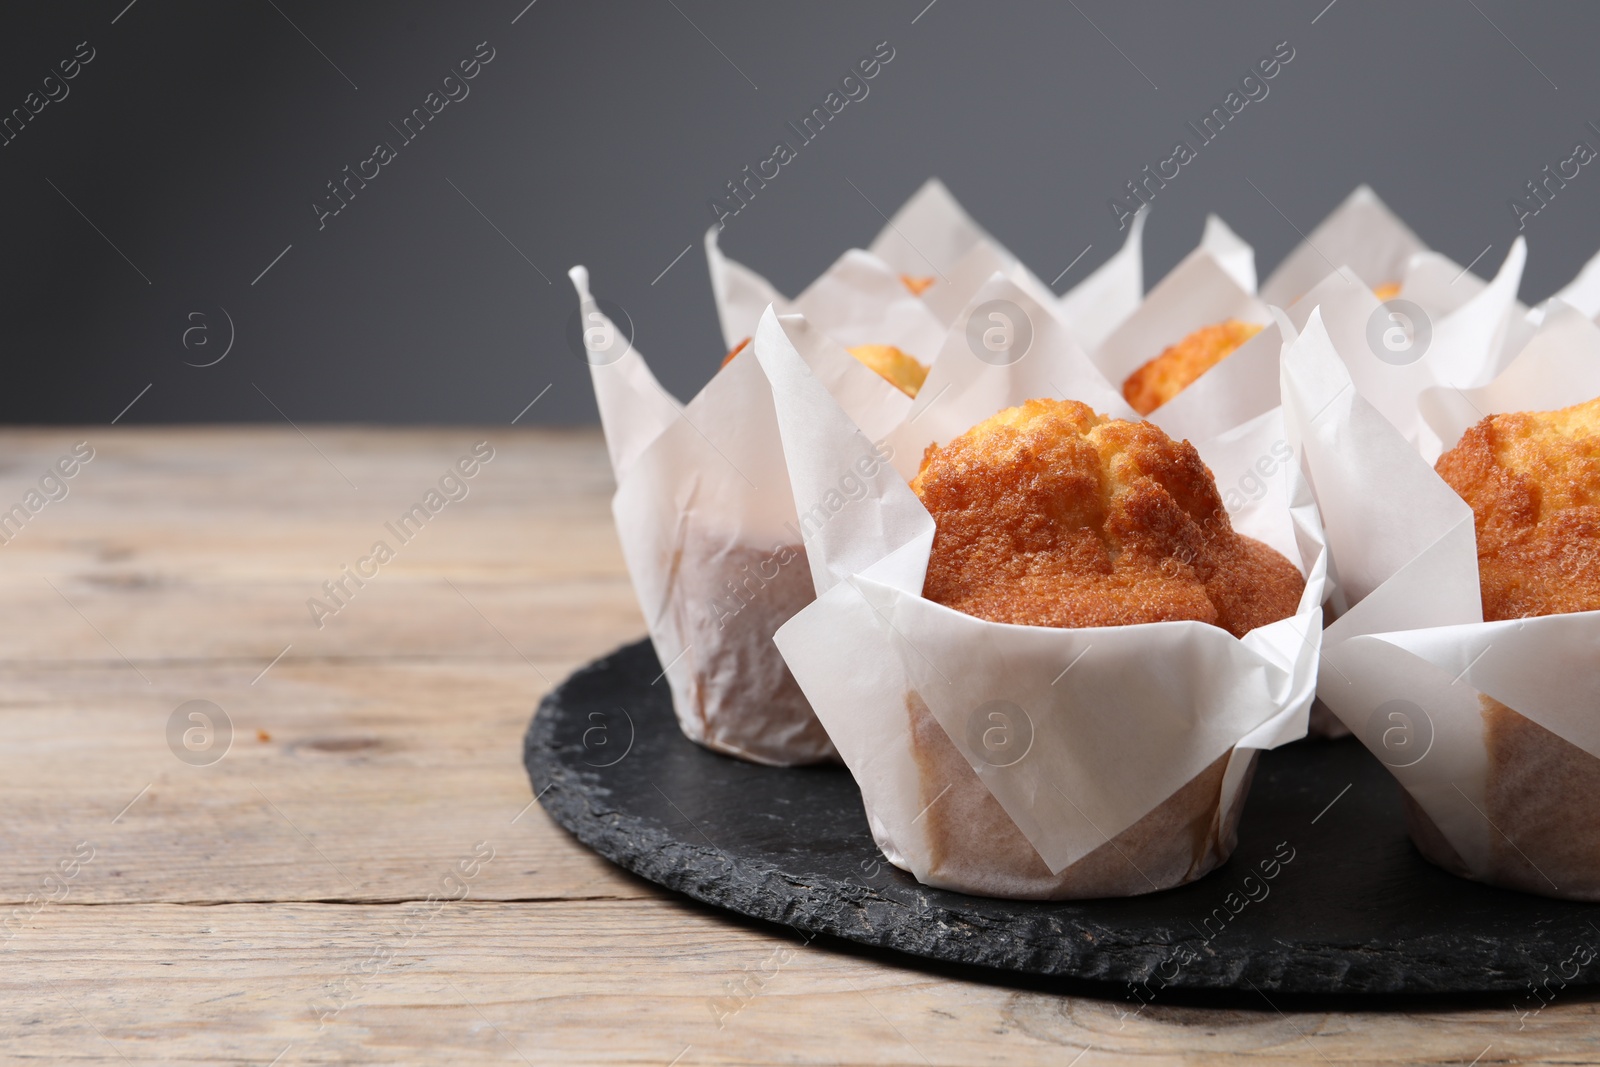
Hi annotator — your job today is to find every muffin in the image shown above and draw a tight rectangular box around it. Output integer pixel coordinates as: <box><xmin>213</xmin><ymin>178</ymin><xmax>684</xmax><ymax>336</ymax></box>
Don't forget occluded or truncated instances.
<box><xmin>896</xmin><ymin>398</ymin><xmax>1304</xmax><ymax>897</ymax></box>
<box><xmin>1122</xmin><ymin>320</ymin><xmax>1264</xmax><ymax>417</ymax></box>
<box><xmin>1430</xmin><ymin>395</ymin><xmax>1600</xmax><ymax>896</ymax></box>
<box><xmin>1435</xmin><ymin>396</ymin><xmax>1600</xmax><ymax>620</ymax></box>
<box><xmin>911</xmin><ymin>398</ymin><xmax>1305</xmax><ymax>633</ymax></box>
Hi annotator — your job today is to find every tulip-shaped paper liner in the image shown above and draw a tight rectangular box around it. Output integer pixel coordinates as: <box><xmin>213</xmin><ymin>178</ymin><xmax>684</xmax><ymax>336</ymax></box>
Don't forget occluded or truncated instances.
<box><xmin>704</xmin><ymin>177</ymin><xmax>974</xmax><ymax>353</ymax></box>
<box><xmin>1260</xmin><ymin>185</ymin><xmax>1428</xmax><ymax>306</ymax></box>
<box><xmin>1067</xmin><ymin>216</ymin><xmax>1318</xmax><ymax>453</ymax></box>
<box><xmin>1286</xmin><ymin>303</ymin><xmax>1600</xmax><ymax>899</ymax></box>
<box><xmin>1200</xmin><ymin>213</ymin><xmax>1258</xmax><ymax>294</ymax></box>
<box><xmin>871</xmin><ymin>177</ymin><xmax>1151</xmax><ymax>347</ymax></box>
<box><xmin>1127</xmin><ymin>265</ymin><xmax>1390</xmax><ymax>742</ymax></box>
<box><xmin>882</xmin><ymin>271</ymin><xmax>1137</xmax><ymax>478</ymax></box>
<box><xmin>1091</xmin><ymin>241</ymin><xmax>1271</xmax><ymax>419</ymax></box>
<box><xmin>1148</xmin><ymin>250</ymin><xmax>1522</xmax><ymax>493</ymax></box>
<box><xmin>1295</xmin><ymin>240</ymin><xmax>1527</xmax><ymax>463</ymax></box>
<box><xmin>1258</xmin><ymin>185</ymin><xmax>1532</xmax><ymax>402</ymax></box>
<box><xmin>1425</xmin><ymin>304</ymin><xmax>1600</xmax><ymax>433</ymax></box>
<box><xmin>706</xmin><ymin>178</ymin><xmax>1148</xmax><ymax>357</ymax></box>
<box><xmin>1265</xmin><ymin>246</ymin><xmax>1519</xmax><ymax>742</ymax></box>
<box><xmin>866</xmin><ymin>176</ymin><xmax>994</xmax><ymax>280</ymax></box>
<box><xmin>756</xmin><ymin>306</ymin><xmax>1328</xmax><ymax>898</ymax></box>
<box><xmin>1144</xmin><ymin>267</ymin><xmax>1359</xmax><ymax>449</ymax></box>
<box><xmin>917</xmin><ymin>234</ymin><xmax>1061</xmax><ymax>329</ymax></box>
<box><xmin>1402</xmin><ymin>239</ymin><xmax>1530</xmax><ymax>392</ymax></box>
<box><xmin>866</xmin><ymin>176</ymin><xmax>1071</xmax><ymax>329</ymax></box>
<box><xmin>1056</xmin><ymin>207</ymin><xmax>1148</xmax><ymax>352</ymax></box>
<box><xmin>706</xmin><ymin>239</ymin><xmax>948</xmax><ymax>365</ymax></box>
<box><xmin>571</xmin><ymin>265</ymin><xmax>910</xmax><ymax>765</ymax></box>
<box><xmin>1464</xmin><ymin>240</ymin><xmax>1600</xmax><ymax>392</ymax></box>
<box><xmin>1554</xmin><ymin>244</ymin><xmax>1600</xmax><ymax>321</ymax></box>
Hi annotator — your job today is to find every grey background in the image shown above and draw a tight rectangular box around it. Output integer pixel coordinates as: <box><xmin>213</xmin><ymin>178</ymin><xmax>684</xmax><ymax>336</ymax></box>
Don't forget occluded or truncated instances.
<box><xmin>3</xmin><ymin>0</ymin><xmax>1596</xmax><ymax>425</ymax></box>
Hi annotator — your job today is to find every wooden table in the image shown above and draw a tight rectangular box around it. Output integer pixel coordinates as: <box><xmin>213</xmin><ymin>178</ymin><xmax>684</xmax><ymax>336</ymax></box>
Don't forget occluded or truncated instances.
<box><xmin>2</xmin><ymin>426</ymin><xmax>1596</xmax><ymax>1066</ymax></box>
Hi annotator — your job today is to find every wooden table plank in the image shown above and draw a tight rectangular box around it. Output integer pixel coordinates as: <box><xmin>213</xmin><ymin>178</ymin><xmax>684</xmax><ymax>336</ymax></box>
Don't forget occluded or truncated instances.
<box><xmin>0</xmin><ymin>659</ymin><xmax>647</xmax><ymax>905</ymax></box>
<box><xmin>6</xmin><ymin>900</ymin><xmax>1598</xmax><ymax>1067</ymax></box>
<box><xmin>0</xmin><ymin>575</ymin><xmax>643</xmax><ymax>665</ymax></box>
<box><xmin>0</xmin><ymin>427</ymin><xmax>636</xmax><ymax>664</ymax></box>
<box><xmin>3</xmin><ymin>426</ymin><xmax>1596</xmax><ymax>1065</ymax></box>
<box><xmin>0</xmin><ymin>427</ymin><xmax>650</xmax><ymax>909</ymax></box>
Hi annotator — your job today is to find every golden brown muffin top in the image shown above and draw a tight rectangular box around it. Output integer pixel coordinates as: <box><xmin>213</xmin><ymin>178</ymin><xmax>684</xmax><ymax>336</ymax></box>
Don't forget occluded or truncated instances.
<box><xmin>1435</xmin><ymin>396</ymin><xmax>1600</xmax><ymax>621</ymax></box>
<box><xmin>909</xmin><ymin>398</ymin><xmax>1305</xmax><ymax>636</ymax></box>
<box><xmin>721</xmin><ymin>336</ymin><xmax>928</xmax><ymax>399</ymax></box>
<box><xmin>1122</xmin><ymin>320</ymin><xmax>1264</xmax><ymax>417</ymax></box>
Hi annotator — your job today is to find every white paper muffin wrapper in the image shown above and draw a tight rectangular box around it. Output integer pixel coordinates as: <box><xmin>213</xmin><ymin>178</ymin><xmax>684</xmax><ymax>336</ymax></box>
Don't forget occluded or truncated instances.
<box><xmin>1269</xmin><ymin>237</ymin><xmax>1530</xmax><ymax>472</ymax></box>
<box><xmin>1283</xmin><ymin>291</ymin><xmax>1600</xmax><ymax>897</ymax></box>
<box><xmin>1255</xmin><ymin>183</ymin><xmax>1539</xmax><ymax>420</ymax></box>
<box><xmin>572</xmin><ymin>266</ymin><xmax>911</xmax><ymax>765</ymax></box>
<box><xmin>706</xmin><ymin>237</ymin><xmax>950</xmax><ymax>367</ymax></box>
<box><xmin>887</xmin><ymin>222</ymin><xmax>1270</xmax><ymax>481</ymax></box>
<box><xmin>1259</xmin><ymin>185</ymin><xmax>1428</xmax><ymax>307</ymax></box>
<box><xmin>1553</xmin><ymin>244</ymin><xmax>1600</xmax><ymax>321</ymax></box>
<box><xmin>576</xmin><ymin>220</ymin><xmax>1144</xmax><ymax>767</ymax></box>
<box><xmin>1091</xmin><ymin>239</ymin><xmax>1269</xmax><ymax>396</ymax></box>
<box><xmin>706</xmin><ymin>178</ymin><xmax>1149</xmax><ymax>361</ymax></box>
<box><xmin>755</xmin><ymin>304</ymin><xmax>1327</xmax><ymax>889</ymax></box>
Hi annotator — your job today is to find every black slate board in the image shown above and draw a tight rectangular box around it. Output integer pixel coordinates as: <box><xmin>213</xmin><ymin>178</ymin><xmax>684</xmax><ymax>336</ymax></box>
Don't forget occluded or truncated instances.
<box><xmin>525</xmin><ymin>639</ymin><xmax>1600</xmax><ymax>996</ymax></box>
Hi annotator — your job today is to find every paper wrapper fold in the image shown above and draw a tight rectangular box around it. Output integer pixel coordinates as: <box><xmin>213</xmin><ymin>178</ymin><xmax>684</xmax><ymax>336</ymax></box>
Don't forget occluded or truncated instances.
<box><xmin>1285</xmin><ymin>301</ymin><xmax>1600</xmax><ymax>900</ymax></box>
<box><xmin>707</xmin><ymin>178</ymin><xmax>1147</xmax><ymax>359</ymax></box>
<box><xmin>706</xmin><ymin>236</ymin><xmax>948</xmax><ymax>365</ymax></box>
<box><xmin>1303</xmin><ymin>239</ymin><xmax>1530</xmax><ymax>465</ymax></box>
<box><xmin>883</xmin><ymin>272</ymin><xmax>1137</xmax><ymax>480</ymax></box>
<box><xmin>1200</xmin><ymin>213</ymin><xmax>1257</xmax><ymax>294</ymax></box>
<box><xmin>1260</xmin><ymin>185</ymin><xmax>1428</xmax><ymax>306</ymax></box>
<box><xmin>1554</xmin><ymin>245</ymin><xmax>1600</xmax><ymax>321</ymax></box>
<box><xmin>1091</xmin><ymin>241</ymin><xmax>1270</xmax><ymax>427</ymax></box>
<box><xmin>756</xmin><ymin>305</ymin><xmax>1327</xmax><ymax>899</ymax></box>
<box><xmin>572</xmin><ymin>266</ymin><xmax>909</xmax><ymax>765</ymax></box>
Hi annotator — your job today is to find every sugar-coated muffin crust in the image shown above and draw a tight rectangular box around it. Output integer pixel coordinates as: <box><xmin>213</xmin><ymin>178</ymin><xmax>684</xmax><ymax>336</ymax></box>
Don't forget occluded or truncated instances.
<box><xmin>909</xmin><ymin>398</ymin><xmax>1304</xmax><ymax>636</ymax></box>
<box><xmin>1122</xmin><ymin>320</ymin><xmax>1264</xmax><ymax>417</ymax></box>
<box><xmin>1435</xmin><ymin>395</ymin><xmax>1600</xmax><ymax>621</ymax></box>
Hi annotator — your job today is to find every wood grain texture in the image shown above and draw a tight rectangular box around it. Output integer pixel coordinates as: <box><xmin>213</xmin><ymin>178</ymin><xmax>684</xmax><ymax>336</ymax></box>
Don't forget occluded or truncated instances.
<box><xmin>2</xmin><ymin>427</ymin><xmax>1597</xmax><ymax>1065</ymax></box>
<box><xmin>8</xmin><ymin>900</ymin><xmax>1599</xmax><ymax>1067</ymax></box>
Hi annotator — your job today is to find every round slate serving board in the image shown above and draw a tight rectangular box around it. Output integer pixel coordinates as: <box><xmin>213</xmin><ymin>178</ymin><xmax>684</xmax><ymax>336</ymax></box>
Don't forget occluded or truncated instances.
<box><xmin>525</xmin><ymin>639</ymin><xmax>1600</xmax><ymax>995</ymax></box>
